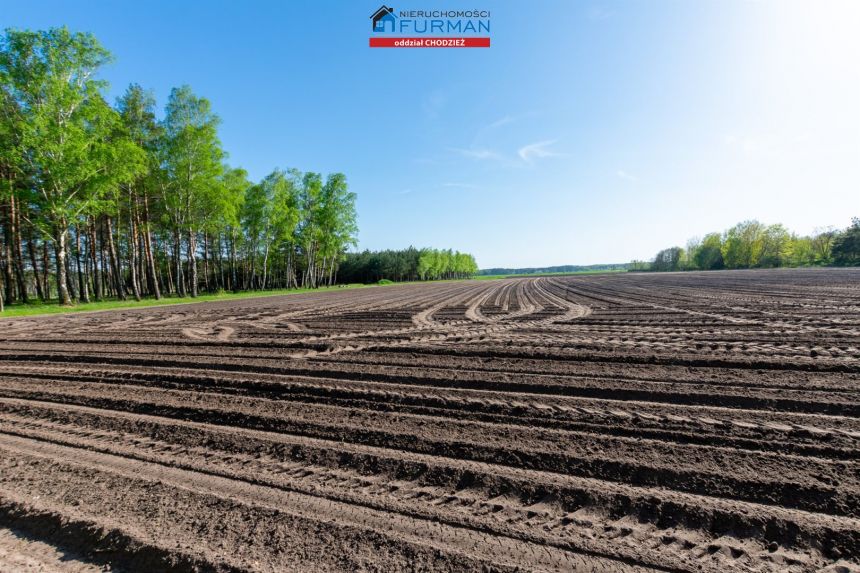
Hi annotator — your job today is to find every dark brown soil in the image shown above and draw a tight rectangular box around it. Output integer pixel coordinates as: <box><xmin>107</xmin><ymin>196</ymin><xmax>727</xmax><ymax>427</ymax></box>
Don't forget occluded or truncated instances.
<box><xmin>0</xmin><ymin>269</ymin><xmax>858</xmax><ymax>572</ymax></box>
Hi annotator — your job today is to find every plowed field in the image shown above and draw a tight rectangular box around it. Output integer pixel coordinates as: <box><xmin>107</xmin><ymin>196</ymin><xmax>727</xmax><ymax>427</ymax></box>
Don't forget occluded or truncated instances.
<box><xmin>0</xmin><ymin>269</ymin><xmax>858</xmax><ymax>572</ymax></box>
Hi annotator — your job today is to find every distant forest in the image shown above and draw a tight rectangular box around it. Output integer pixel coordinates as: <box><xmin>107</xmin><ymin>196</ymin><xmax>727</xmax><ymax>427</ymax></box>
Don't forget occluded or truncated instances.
<box><xmin>478</xmin><ymin>264</ymin><xmax>629</xmax><ymax>276</ymax></box>
<box><xmin>337</xmin><ymin>248</ymin><xmax>479</xmax><ymax>284</ymax></box>
<box><xmin>638</xmin><ymin>218</ymin><xmax>860</xmax><ymax>272</ymax></box>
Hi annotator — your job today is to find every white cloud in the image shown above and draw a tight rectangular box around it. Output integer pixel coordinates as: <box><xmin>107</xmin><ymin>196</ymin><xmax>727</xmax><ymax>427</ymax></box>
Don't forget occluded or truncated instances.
<box><xmin>617</xmin><ymin>169</ymin><xmax>638</xmax><ymax>182</ymax></box>
<box><xmin>517</xmin><ymin>140</ymin><xmax>564</xmax><ymax>163</ymax></box>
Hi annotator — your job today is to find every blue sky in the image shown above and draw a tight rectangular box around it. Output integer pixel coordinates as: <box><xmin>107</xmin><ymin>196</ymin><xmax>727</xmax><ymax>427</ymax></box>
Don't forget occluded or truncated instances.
<box><xmin>4</xmin><ymin>0</ymin><xmax>859</xmax><ymax>267</ymax></box>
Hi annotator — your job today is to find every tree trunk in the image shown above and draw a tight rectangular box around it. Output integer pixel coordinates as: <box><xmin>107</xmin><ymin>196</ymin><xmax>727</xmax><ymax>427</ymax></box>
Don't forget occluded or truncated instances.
<box><xmin>26</xmin><ymin>230</ymin><xmax>45</xmax><ymax>301</ymax></box>
<box><xmin>187</xmin><ymin>229</ymin><xmax>198</xmax><ymax>297</ymax></box>
<box><xmin>138</xmin><ymin>231</ymin><xmax>146</xmax><ymax>295</ymax></box>
<box><xmin>83</xmin><ymin>228</ymin><xmax>92</xmax><ymax>300</ymax></box>
<box><xmin>230</xmin><ymin>230</ymin><xmax>238</xmax><ymax>292</ymax></box>
<box><xmin>75</xmin><ymin>225</ymin><xmax>89</xmax><ymax>303</ymax></box>
<box><xmin>174</xmin><ymin>233</ymin><xmax>181</xmax><ymax>295</ymax></box>
<box><xmin>0</xmin><ymin>227</ymin><xmax>5</xmax><ymax>311</ymax></box>
<box><xmin>173</xmin><ymin>230</ymin><xmax>184</xmax><ymax>297</ymax></box>
<box><xmin>141</xmin><ymin>190</ymin><xmax>161</xmax><ymax>299</ymax></box>
<box><xmin>287</xmin><ymin>247</ymin><xmax>293</xmax><ymax>289</ymax></box>
<box><xmin>99</xmin><ymin>221</ymin><xmax>110</xmax><ymax>297</ymax></box>
<box><xmin>165</xmin><ymin>240</ymin><xmax>175</xmax><ymax>295</ymax></box>
<box><xmin>105</xmin><ymin>216</ymin><xmax>126</xmax><ymax>300</ymax></box>
<box><xmin>41</xmin><ymin>241</ymin><xmax>51</xmax><ymax>300</ymax></box>
<box><xmin>10</xmin><ymin>195</ymin><xmax>28</xmax><ymax>303</ymax></box>
<box><xmin>202</xmin><ymin>232</ymin><xmax>211</xmax><ymax>293</ymax></box>
<box><xmin>128</xmin><ymin>203</ymin><xmax>142</xmax><ymax>301</ymax></box>
<box><xmin>89</xmin><ymin>220</ymin><xmax>102</xmax><ymax>301</ymax></box>
<box><xmin>2</xmin><ymin>199</ymin><xmax>15</xmax><ymax>305</ymax></box>
<box><xmin>54</xmin><ymin>225</ymin><xmax>72</xmax><ymax>306</ymax></box>
<box><xmin>144</xmin><ymin>228</ymin><xmax>160</xmax><ymax>299</ymax></box>
<box><xmin>215</xmin><ymin>233</ymin><xmax>224</xmax><ymax>291</ymax></box>
<box><xmin>262</xmin><ymin>241</ymin><xmax>270</xmax><ymax>290</ymax></box>
<box><xmin>65</xmin><ymin>244</ymin><xmax>77</xmax><ymax>302</ymax></box>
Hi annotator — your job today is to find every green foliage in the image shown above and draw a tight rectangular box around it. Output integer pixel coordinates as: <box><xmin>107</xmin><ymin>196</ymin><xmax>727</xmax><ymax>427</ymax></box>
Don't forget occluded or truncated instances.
<box><xmin>417</xmin><ymin>248</ymin><xmax>478</xmax><ymax>280</ymax></box>
<box><xmin>161</xmin><ymin>85</ymin><xmax>224</xmax><ymax>232</ymax></box>
<box><xmin>338</xmin><ymin>247</ymin><xmax>478</xmax><ymax>284</ymax></box>
<box><xmin>693</xmin><ymin>233</ymin><xmax>724</xmax><ymax>270</ymax></box>
<box><xmin>832</xmin><ymin>218</ymin><xmax>860</xmax><ymax>266</ymax></box>
<box><xmin>220</xmin><ymin>167</ymin><xmax>251</xmax><ymax>229</ymax></box>
<box><xmin>270</xmin><ymin>170</ymin><xmax>301</xmax><ymax>247</ymax></box>
<box><xmin>652</xmin><ymin>247</ymin><xmax>684</xmax><ymax>272</ymax></box>
<box><xmin>645</xmin><ymin>219</ymin><xmax>858</xmax><ymax>272</ymax></box>
<box><xmin>1</xmin><ymin>28</ymin><xmax>125</xmax><ymax>223</ymax></box>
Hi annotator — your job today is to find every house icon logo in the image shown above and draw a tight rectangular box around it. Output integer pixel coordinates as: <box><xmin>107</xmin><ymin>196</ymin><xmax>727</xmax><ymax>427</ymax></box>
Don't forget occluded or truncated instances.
<box><xmin>371</xmin><ymin>5</ymin><xmax>396</xmax><ymax>33</ymax></box>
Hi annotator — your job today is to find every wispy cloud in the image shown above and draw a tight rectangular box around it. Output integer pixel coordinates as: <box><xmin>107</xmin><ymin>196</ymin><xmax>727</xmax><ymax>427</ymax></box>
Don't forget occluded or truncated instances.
<box><xmin>450</xmin><ymin>147</ymin><xmax>502</xmax><ymax>161</ymax></box>
<box><xmin>397</xmin><ymin>188</ymin><xmax>413</xmax><ymax>195</ymax></box>
<box><xmin>517</xmin><ymin>140</ymin><xmax>564</xmax><ymax>163</ymax></box>
<box><xmin>484</xmin><ymin>111</ymin><xmax>540</xmax><ymax>132</ymax></box>
<box><xmin>588</xmin><ymin>6</ymin><xmax>615</xmax><ymax>20</ymax></box>
<box><xmin>442</xmin><ymin>182</ymin><xmax>480</xmax><ymax>190</ymax></box>
<box><xmin>724</xmin><ymin>134</ymin><xmax>758</xmax><ymax>156</ymax></box>
<box><xmin>488</xmin><ymin>115</ymin><xmax>515</xmax><ymax>129</ymax></box>
<box><xmin>724</xmin><ymin>132</ymin><xmax>812</xmax><ymax>160</ymax></box>
<box><xmin>723</xmin><ymin>133</ymin><xmax>787</xmax><ymax>158</ymax></box>
<box><xmin>450</xmin><ymin>139</ymin><xmax>565</xmax><ymax>166</ymax></box>
<box><xmin>617</xmin><ymin>169</ymin><xmax>638</xmax><ymax>182</ymax></box>
<box><xmin>422</xmin><ymin>89</ymin><xmax>448</xmax><ymax>119</ymax></box>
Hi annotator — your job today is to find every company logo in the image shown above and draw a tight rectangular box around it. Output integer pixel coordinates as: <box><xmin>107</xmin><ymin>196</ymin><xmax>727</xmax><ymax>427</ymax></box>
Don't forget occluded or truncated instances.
<box><xmin>371</xmin><ymin>5</ymin><xmax>397</xmax><ymax>33</ymax></box>
<box><xmin>368</xmin><ymin>5</ymin><xmax>491</xmax><ymax>48</ymax></box>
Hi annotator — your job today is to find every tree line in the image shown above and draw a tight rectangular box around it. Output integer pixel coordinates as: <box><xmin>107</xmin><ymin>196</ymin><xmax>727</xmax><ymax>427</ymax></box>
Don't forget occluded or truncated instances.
<box><xmin>0</xmin><ymin>27</ymin><xmax>361</xmax><ymax>311</ymax></box>
<box><xmin>636</xmin><ymin>218</ymin><xmax>860</xmax><ymax>272</ymax></box>
<box><xmin>478</xmin><ymin>264</ymin><xmax>627</xmax><ymax>276</ymax></box>
<box><xmin>337</xmin><ymin>248</ymin><xmax>479</xmax><ymax>284</ymax></box>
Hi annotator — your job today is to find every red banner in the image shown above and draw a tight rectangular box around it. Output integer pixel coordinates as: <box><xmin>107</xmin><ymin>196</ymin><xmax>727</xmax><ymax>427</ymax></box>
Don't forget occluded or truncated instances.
<box><xmin>369</xmin><ymin>37</ymin><xmax>490</xmax><ymax>48</ymax></box>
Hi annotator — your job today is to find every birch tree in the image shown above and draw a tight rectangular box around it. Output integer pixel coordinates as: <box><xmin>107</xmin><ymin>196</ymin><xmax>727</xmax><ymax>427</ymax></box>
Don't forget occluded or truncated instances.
<box><xmin>0</xmin><ymin>28</ymin><xmax>142</xmax><ymax>304</ymax></box>
<box><xmin>161</xmin><ymin>85</ymin><xmax>223</xmax><ymax>297</ymax></box>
